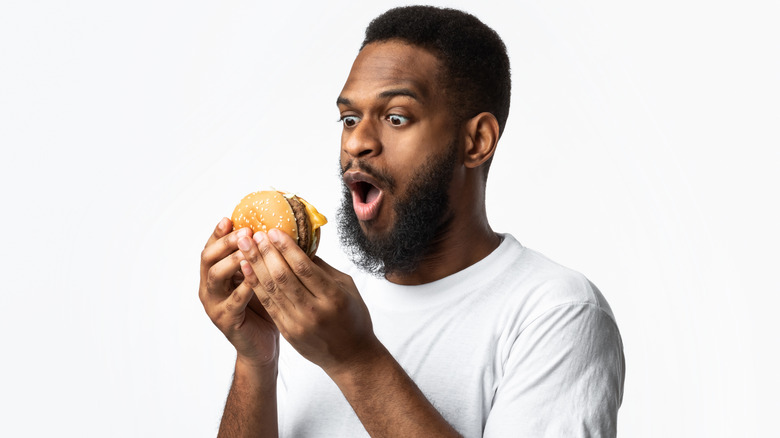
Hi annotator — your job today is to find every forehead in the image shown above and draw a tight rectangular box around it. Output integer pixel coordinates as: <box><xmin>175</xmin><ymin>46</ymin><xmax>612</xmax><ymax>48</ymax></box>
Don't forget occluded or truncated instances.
<box><xmin>339</xmin><ymin>40</ymin><xmax>443</xmax><ymax>102</ymax></box>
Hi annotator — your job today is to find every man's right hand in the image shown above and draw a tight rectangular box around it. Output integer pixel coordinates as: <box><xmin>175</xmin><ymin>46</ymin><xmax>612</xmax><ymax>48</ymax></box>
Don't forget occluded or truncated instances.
<box><xmin>199</xmin><ymin>217</ymin><xmax>280</xmax><ymax>368</ymax></box>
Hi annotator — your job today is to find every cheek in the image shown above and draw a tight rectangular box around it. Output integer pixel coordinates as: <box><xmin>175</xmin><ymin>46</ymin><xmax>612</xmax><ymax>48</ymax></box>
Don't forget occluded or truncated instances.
<box><xmin>382</xmin><ymin>136</ymin><xmax>439</xmax><ymax>173</ymax></box>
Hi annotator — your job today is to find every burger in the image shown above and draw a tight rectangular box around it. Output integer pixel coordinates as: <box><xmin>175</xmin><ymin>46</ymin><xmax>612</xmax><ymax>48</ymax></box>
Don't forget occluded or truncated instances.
<box><xmin>231</xmin><ymin>190</ymin><xmax>327</xmax><ymax>257</ymax></box>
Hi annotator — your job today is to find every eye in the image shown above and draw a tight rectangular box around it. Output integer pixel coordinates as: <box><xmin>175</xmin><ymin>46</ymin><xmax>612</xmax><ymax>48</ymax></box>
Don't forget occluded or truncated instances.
<box><xmin>339</xmin><ymin>115</ymin><xmax>360</xmax><ymax>128</ymax></box>
<box><xmin>386</xmin><ymin>114</ymin><xmax>410</xmax><ymax>126</ymax></box>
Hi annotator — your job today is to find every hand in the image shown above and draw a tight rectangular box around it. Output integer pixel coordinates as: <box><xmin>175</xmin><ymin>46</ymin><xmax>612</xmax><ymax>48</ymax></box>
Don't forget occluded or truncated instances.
<box><xmin>199</xmin><ymin>218</ymin><xmax>280</xmax><ymax>368</ymax></box>
<box><xmin>237</xmin><ymin>228</ymin><xmax>380</xmax><ymax>375</ymax></box>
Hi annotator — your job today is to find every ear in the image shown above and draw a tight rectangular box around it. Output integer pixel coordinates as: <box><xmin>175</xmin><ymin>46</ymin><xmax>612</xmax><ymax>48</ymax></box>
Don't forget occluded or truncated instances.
<box><xmin>462</xmin><ymin>112</ymin><xmax>499</xmax><ymax>169</ymax></box>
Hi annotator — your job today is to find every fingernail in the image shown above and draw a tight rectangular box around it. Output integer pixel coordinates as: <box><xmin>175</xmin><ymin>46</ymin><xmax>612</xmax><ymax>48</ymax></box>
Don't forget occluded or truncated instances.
<box><xmin>254</xmin><ymin>232</ymin><xmax>266</xmax><ymax>244</ymax></box>
<box><xmin>237</xmin><ymin>227</ymin><xmax>250</xmax><ymax>238</ymax></box>
<box><xmin>237</xmin><ymin>236</ymin><xmax>252</xmax><ymax>251</ymax></box>
<box><xmin>219</xmin><ymin>217</ymin><xmax>229</xmax><ymax>231</ymax></box>
<box><xmin>268</xmin><ymin>229</ymin><xmax>281</xmax><ymax>243</ymax></box>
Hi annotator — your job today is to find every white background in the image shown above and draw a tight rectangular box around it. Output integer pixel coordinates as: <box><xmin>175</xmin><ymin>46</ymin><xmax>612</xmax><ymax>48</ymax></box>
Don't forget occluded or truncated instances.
<box><xmin>1</xmin><ymin>1</ymin><xmax>777</xmax><ymax>436</ymax></box>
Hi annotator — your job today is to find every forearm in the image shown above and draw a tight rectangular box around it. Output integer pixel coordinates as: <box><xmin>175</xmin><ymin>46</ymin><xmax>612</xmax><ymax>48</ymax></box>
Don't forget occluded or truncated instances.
<box><xmin>218</xmin><ymin>357</ymin><xmax>278</xmax><ymax>438</ymax></box>
<box><xmin>328</xmin><ymin>344</ymin><xmax>461</xmax><ymax>438</ymax></box>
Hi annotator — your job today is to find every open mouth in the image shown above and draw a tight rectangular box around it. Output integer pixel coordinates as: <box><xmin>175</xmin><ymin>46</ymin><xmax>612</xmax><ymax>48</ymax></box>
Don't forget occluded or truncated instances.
<box><xmin>343</xmin><ymin>171</ymin><xmax>384</xmax><ymax>221</ymax></box>
<box><xmin>354</xmin><ymin>181</ymin><xmax>381</xmax><ymax>204</ymax></box>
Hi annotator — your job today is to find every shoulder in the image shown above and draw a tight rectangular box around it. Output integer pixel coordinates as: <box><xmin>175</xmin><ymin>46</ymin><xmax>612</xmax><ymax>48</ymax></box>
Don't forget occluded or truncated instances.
<box><xmin>497</xmin><ymin>237</ymin><xmax>617</xmax><ymax>325</ymax></box>
<box><xmin>484</xmin><ymin>238</ymin><xmax>625</xmax><ymax>435</ymax></box>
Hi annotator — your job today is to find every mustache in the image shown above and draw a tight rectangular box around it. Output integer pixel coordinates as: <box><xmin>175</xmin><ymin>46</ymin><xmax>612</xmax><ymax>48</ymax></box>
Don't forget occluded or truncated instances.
<box><xmin>340</xmin><ymin>160</ymin><xmax>396</xmax><ymax>193</ymax></box>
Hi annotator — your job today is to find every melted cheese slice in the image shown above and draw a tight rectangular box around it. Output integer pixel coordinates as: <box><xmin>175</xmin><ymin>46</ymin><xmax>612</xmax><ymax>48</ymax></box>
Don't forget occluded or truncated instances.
<box><xmin>298</xmin><ymin>197</ymin><xmax>328</xmax><ymax>230</ymax></box>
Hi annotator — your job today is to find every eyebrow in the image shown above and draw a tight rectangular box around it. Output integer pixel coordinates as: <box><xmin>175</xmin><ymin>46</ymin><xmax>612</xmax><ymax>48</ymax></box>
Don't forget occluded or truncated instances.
<box><xmin>336</xmin><ymin>87</ymin><xmax>423</xmax><ymax>107</ymax></box>
<box><xmin>378</xmin><ymin>88</ymin><xmax>421</xmax><ymax>101</ymax></box>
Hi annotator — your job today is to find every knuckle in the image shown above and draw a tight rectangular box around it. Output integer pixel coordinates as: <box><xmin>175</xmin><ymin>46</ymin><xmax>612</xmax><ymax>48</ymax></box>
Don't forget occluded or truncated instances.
<box><xmin>258</xmin><ymin>241</ymin><xmax>273</xmax><ymax>257</ymax></box>
<box><xmin>240</xmin><ymin>247</ymin><xmax>258</xmax><ymax>264</ymax></box>
<box><xmin>224</xmin><ymin>299</ymin><xmax>235</xmax><ymax>314</ymax></box>
<box><xmin>262</xmin><ymin>277</ymin><xmax>278</xmax><ymax>294</ymax></box>
<box><xmin>286</xmin><ymin>285</ymin><xmax>304</xmax><ymax>303</ymax></box>
<box><xmin>272</xmin><ymin>269</ymin><xmax>290</xmax><ymax>286</ymax></box>
<box><xmin>331</xmin><ymin>295</ymin><xmax>348</xmax><ymax>313</ymax></box>
<box><xmin>221</xmin><ymin>235</ymin><xmax>232</xmax><ymax>252</ymax></box>
<box><xmin>287</xmin><ymin>324</ymin><xmax>305</xmax><ymax>340</ymax></box>
<box><xmin>209</xmin><ymin>307</ymin><xmax>225</xmax><ymax>325</ymax></box>
<box><xmin>308</xmin><ymin>310</ymin><xmax>325</xmax><ymax>327</ymax></box>
<box><xmin>243</xmin><ymin>274</ymin><xmax>258</xmax><ymax>288</ymax></box>
<box><xmin>206</xmin><ymin>269</ymin><xmax>217</xmax><ymax>290</ymax></box>
<box><xmin>206</xmin><ymin>268</ymin><xmax>219</xmax><ymax>287</ymax></box>
<box><xmin>259</xmin><ymin>295</ymin><xmax>274</xmax><ymax>309</ymax></box>
<box><xmin>292</xmin><ymin>285</ymin><xmax>308</xmax><ymax>300</ymax></box>
<box><xmin>200</xmin><ymin>248</ymin><xmax>211</xmax><ymax>265</ymax></box>
<box><xmin>231</xmin><ymin>271</ymin><xmax>244</xmax><ymax>287</ymax></box>
<box><xmin>274</xmin><ymin>238</ymin><xmax>290</xmax><ymax>252</ymax></box>
<box><xmin>293</xmin><ymin>259</ymin><xmax>314</xmax><ymax>278</ymax></box>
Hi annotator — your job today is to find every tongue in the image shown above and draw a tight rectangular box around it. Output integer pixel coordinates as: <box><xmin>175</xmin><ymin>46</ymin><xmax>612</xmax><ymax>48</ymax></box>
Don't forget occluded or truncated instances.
<box><xmin>365</xmin><ymin>185</ymin><xmax>381</xmax><ymax>204</ymax></box>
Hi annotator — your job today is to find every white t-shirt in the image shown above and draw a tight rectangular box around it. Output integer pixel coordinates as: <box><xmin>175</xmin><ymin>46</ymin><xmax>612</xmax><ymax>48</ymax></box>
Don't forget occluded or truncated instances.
<box><xmin>277</xmin><ymin>234</ymin><xmax>625</xmax><ymax>437</ymax></box>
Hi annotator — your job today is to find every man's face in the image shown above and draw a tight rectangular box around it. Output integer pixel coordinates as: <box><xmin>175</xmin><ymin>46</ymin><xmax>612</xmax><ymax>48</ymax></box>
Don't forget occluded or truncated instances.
<box><xmin>336</xmin><ymin>40</ymin><xmax>460</xmax><ymax>275</ymax></box>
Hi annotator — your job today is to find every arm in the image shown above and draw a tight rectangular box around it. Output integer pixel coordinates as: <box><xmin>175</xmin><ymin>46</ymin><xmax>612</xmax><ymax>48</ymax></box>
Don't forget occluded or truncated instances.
<box><xmin>218</xmin><ymin>358</ymin><xmax>278</xmax><ymax>438</ymax></box>
<box><xmin>198</xmin><ymin>218</ymin><xmax>280</xmax><ymax>437</ymax></box>
<box><xmin>238</xmin><ymin>229</ymin><xmax>461</xmax><ymax>437</ymax></box>
<box><xmin>483</xmin><ymin>301</ymin><xmax>625</xmax><ymax>437</ymax></box>
<box><xmin>328</xmin><ymin>344</ymin><xmax>461</xmax><ymax>437</ymax></box>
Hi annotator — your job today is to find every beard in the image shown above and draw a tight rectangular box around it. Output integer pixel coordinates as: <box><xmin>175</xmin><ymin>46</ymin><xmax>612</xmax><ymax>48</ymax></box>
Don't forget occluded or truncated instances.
<box><xmin>337</xmin><ymin>142</ymin><xmax>458</xmax><ymax>277</ymax></box>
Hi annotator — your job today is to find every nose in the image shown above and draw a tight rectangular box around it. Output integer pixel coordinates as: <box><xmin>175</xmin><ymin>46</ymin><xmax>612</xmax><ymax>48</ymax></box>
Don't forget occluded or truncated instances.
<box><xmin>342</xmin><ymin>118</ymin><xmax>382</xmax><ymax>159</ymax></box>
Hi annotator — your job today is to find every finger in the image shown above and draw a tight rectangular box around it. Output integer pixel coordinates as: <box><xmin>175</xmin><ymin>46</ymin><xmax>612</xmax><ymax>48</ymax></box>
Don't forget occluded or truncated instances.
<box><xmin>239</xmin><ymin>259</ymin><xmax>269</xmax><ymax>312</ymax></box>
<box><xmin>231</xmin><ymin>270</ymin><xmax>244</xmax><ymax>288</ymax></box>
<box><xmin>203</xmin><ymin>249</ymin><xmax>245</xmax><ymax>299</ymax></box>
<box><xmin>237</xmin><ymin>233</ymin><xmax>296</xmax><ymax>314</ymax></box>
<box><xmin>211</xmin><ymin>279</ymin><xmax>255</xmax><ymax>332</ymax></box>
<box><xmin>261</xmin><ymin>230</ymin><xmax>317</xmax><ymax>303</ymax></box>
<box><xmin>240</xmin><ymin>260</ymin><xmax>278</xmax><ymax>326</ymax></box>
<box><xmin>268</xmin><ymin>228</ymin><xmax>328</xmax><ymax>298</ymax></box>
<box><xmin>200</xmin><ymin>226</ymin><xmax>252</xmax><ymax>280</ymax></box>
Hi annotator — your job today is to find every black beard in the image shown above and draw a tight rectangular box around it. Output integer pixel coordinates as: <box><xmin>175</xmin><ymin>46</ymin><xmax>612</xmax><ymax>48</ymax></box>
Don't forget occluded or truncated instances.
<box><xmin>337</xmin><ymin>143</ymin><xmax>458</xmax><ymax>277</ymax></box>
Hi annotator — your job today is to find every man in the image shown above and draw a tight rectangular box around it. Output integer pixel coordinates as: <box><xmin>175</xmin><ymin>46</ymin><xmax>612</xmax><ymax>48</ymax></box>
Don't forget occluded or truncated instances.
<box><xmin>199</xmin><ymin>5</ymin><xmax>624</xmax><ymax>437</ymax></box>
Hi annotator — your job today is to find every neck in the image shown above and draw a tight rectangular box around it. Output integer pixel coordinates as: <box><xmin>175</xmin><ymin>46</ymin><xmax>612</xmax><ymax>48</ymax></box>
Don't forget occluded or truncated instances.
<box><xmin>385</xmin><ymin>179</ymin><xmax>500</xmax><ymax>285</ymax></box>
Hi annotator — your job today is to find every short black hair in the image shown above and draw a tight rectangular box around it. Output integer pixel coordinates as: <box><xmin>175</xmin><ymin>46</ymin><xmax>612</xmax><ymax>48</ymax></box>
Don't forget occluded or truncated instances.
<box><xmin>362</xmin><ymin>6</ymin><xmax>511</xmax><ymax>137</ymax></box>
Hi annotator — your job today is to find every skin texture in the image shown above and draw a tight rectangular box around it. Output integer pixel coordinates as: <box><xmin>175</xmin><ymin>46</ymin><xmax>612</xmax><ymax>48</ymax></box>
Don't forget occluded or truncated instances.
<box><xmin>198</xmin><ymin>40</ymin><xmax>501</xmax><ymax>437</ymax></box>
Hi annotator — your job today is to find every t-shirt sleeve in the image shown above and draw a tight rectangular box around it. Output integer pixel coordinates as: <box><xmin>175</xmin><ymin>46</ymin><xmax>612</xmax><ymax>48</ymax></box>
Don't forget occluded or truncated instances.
<box><xmin>483</xmin><ymin>302</ymin><xmax>625</xmax><ymax>437</ymax></box>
